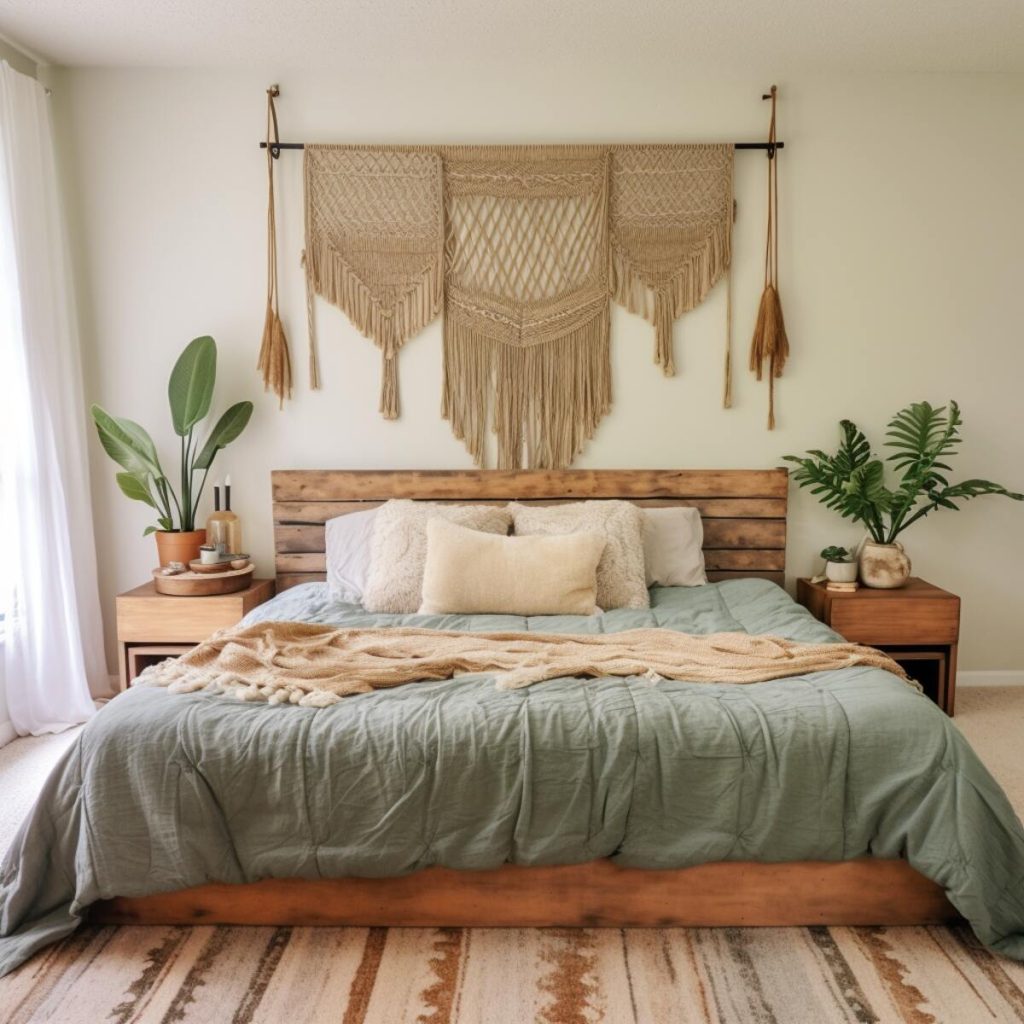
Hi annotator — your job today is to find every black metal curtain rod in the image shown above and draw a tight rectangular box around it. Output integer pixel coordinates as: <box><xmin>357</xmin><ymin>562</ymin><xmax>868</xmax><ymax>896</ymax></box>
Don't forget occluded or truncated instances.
<box><xmin>259</xmin><ymin>140</ymin><xmax>784</xmax><ymax>157</ymax></box>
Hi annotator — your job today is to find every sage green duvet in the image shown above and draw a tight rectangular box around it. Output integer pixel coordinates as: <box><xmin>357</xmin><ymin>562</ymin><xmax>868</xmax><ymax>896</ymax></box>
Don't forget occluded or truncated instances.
<box><xmin>2</xmin><ymin>579</ymin><xmax>1023</xmax><ymax>976</ymax></box>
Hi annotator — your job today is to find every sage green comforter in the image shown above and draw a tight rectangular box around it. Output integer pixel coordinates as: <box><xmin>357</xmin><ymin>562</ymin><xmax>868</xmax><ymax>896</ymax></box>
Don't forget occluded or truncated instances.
<box><xmin>2</xmin><ymin>580</ymin><xmax>1023</xmax><ymax>976</ymax></box>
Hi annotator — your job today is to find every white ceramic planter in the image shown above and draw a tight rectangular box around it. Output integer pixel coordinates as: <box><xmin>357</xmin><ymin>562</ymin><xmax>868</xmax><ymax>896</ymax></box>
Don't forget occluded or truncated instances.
<box><xmin>824</xmin><ymin>559</ymin><xmax>858</xmax><ymax>583</ymax></box>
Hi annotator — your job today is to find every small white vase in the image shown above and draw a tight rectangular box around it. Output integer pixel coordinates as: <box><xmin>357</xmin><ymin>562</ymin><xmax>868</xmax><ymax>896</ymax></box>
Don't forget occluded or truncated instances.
<box><xmin>824</xmin><ymin>560</ymin><xmax>858</xmax><ymax>583</ymax></box>
<box><xmin>859</xmin><ymin>541</ymin><xmax>911</xmax><ymax>589</ymax></box>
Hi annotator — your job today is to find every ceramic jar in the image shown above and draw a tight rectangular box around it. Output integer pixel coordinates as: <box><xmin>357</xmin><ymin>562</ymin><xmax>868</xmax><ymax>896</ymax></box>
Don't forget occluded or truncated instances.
<box><xmin>859</xmin><ymin>540</ymin><xmax>911</xmax><ymax>589</ymax></box>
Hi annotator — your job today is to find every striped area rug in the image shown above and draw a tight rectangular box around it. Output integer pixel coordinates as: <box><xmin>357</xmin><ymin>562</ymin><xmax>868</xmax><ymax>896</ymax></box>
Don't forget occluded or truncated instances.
<box><xmin>2</xmin><ymin>923</ymin><xmax>1023</xmax><ymax>1023</ymax></box>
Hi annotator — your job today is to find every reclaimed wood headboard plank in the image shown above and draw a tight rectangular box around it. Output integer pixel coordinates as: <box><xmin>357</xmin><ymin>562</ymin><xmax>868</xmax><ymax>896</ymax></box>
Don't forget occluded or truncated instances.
<box><xmin>271</xmin><ymin>469</ymin><xmax>789</xmax><ymax>590</ymax></box>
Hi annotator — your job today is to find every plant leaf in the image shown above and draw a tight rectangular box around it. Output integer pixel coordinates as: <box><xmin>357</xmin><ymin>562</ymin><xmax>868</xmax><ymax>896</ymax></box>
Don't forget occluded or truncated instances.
<box><xmin>192</xmin><ymin>401</ymin><xmax>254</xmax><ymax>470</ymax></box>
<box><xmin>143</xmin><ymin>525</ymin><xmax>159</xmax><ymax>536</ymax></box>
<box><xmin>168</xmin><ymin>336</ymin><xmax>217</xmax><ymax>436</ymax></box>
<box><xmin>115</xmin><ymin>471</ymin><xmax>157</xmax><ymax>507</ymax></box>
<box><xmin>91</xmin><ymin>405</ymin><xmax>162</xmax><ymax>476</ymax></box>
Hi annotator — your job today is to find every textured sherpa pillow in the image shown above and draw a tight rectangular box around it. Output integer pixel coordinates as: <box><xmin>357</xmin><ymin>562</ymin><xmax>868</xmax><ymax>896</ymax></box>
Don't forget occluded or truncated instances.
<box><xmin>362</xmin><ymin>499</ymin><xmax>513</xmax><ymax>613</ymax></box>
<box><xmin>509</xmin><ymin>500</ymin><xmax>649</xmax><ymax>610</ymax></box>
<box><xmin>419</xmin><ymin>518</ymin><xmax>605</xmax><ymax>616</ymax></box>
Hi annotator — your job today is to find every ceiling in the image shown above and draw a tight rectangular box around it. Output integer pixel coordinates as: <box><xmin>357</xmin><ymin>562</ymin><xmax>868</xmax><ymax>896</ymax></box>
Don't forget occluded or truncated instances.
<box><xmin>2</xmin><ymin>0</ymin><xmax>1023</xmax><ymax>72</ymax></box>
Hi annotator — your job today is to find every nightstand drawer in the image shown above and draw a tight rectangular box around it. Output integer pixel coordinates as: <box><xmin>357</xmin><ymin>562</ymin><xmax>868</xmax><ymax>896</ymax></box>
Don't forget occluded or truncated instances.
<box><xmin>117</xmin><ymin>591</ymin><xmax>262</xmax><ymax>642</ymax></box>
<box><xmin>828</xmin><ymin>596</ymin><xmax>960</xmax><ymax>645</ymax></box>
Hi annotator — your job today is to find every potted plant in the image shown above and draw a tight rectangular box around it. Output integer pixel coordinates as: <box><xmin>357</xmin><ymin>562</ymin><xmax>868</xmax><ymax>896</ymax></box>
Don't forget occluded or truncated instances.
<box><xmin>820</xmin><ymin>546</ymin><xmax>858</xmax><ymax>583</ymax></box>
<box><xmin>91</xmin><ymin>336</ymin><xmax>253</xmax><ymax>567</ymax></box>
<box><xmin>785</xmin><ymin>401</ymin><xmax>1022</xmax><ymax>588</ymax></box>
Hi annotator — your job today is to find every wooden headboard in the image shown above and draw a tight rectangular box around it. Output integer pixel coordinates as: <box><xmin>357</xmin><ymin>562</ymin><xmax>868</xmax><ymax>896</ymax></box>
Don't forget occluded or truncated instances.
<box><xmin>272</xmin><ymin>469</ymin><xmax>788</xmax><ymax>591</ymax></box>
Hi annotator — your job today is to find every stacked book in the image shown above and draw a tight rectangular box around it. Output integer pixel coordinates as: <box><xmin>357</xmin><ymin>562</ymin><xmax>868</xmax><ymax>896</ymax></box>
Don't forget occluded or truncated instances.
<box><xmin>825</xmin><ymin>580</ymin><xmax>859</xmax><ymax>593</ymax></box>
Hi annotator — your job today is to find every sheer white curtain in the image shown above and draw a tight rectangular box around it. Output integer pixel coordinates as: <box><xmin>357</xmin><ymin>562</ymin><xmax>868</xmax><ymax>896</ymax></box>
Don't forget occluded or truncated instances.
<box><xmin>0</xmin><ymin>61</ymin><xmax>105</xmax><ymax>734</ymax></box>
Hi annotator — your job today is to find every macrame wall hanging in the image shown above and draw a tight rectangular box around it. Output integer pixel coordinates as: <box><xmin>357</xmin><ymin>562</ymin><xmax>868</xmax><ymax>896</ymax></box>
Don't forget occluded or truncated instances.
<box><xmin>259</xmin><ymin>88</ymin><xmax>786</xmax><ymax>466</ymax></box>
<box><xmin>303</xmin><ymin>146</ymin><xmax>444</xmax><ymax>418</ymax></box>
<box><xmin>443</xmin><ymin>146</ymin><xmax>611</xmax><ymax>469</ymax></box>
<box><xmin>609</xmin><ymin>144</ymin><xmax>734</xmax><ymax>400</ymax></box>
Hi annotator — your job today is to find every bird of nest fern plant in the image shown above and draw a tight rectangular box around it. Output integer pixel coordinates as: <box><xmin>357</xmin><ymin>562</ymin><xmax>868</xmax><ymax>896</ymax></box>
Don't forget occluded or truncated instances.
<box><xmin>783</xmin><ymin>401</ymin><xmax>1022</xmax><ymax>545</ymax></box>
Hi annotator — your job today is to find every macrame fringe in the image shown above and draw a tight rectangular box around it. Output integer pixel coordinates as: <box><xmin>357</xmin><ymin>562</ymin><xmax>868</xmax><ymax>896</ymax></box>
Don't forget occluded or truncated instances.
<box><xmin>305</xmin><ymin>237</ymin><xmax>443</xmax><ymax>419</ymax></box>
<box><xmin>749</xmin><ymin>283</ymin><xmax>788</xmax><ymax>429</ymax></box>
<box><xmin>442</xmin><ymin>308</ymin><xmax>611</xmax><ymax>470</ymax></box>
<box><xmin>609</xmin><ymin>222</ymin><xmax>731</xmax><ymax>378</ymax></box>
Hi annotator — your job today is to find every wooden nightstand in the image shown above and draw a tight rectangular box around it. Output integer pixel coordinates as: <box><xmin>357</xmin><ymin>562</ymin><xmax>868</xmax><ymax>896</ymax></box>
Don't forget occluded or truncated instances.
<box><xmin>115</xmin><ymin>578</ymin><xmax>275</xmax><ymax>690</ymax></box>
<box><xmin>797</xmin><ymin>577</ymin><xmax>961</xmax><ymax>715</ymax></box>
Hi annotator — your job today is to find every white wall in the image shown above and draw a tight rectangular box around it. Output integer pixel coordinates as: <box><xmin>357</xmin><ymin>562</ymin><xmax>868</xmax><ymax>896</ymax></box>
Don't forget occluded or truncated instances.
<box><xmin>50</xmin><ymin>67</ymin><xmax>1024</xmax><ymax>687</ymax></box>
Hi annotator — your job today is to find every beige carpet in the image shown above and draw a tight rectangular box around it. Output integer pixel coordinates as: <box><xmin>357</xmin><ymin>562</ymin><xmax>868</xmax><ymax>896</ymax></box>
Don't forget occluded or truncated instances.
<box><xmin>1</xmin><ymin>687</ymin><xmax>1023</xmax><ymax>1024</ymax></box>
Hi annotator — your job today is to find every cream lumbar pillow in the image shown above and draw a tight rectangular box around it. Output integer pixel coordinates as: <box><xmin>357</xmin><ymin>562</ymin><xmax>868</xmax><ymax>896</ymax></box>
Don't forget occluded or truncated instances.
<box><xmin>362</xmin><ymin>500</ymin><xmax>513</xmax><ymax>614</ymax></box>
<box><xmin>419</xmin><ymin>519</ymin><xmax>605</xmax><ymax>616</ymax></box>
<box><xmin>509</xmin><ymin>500</ymin><xmax>649</xmax><ymax>610</ymax></box>
<box><xmin>642</xmin><ymin>507</ymin><xmax>707</xmax><ymax>587</ymax></box>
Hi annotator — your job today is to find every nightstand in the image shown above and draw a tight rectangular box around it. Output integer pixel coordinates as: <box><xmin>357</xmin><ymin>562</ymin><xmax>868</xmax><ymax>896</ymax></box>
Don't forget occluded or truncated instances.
<box><xmin>115</xmin><ymin>578</ymin><xmax>275</xmax><ymax>690</ymax></box>
<box><xmin>796</xmin><ymin>577</ymin><xmax>960</xmax><ymax>715</ymax></box>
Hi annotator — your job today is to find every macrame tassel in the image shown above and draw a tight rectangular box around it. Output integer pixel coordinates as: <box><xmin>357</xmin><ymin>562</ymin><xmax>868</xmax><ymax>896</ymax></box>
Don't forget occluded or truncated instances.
<box><xmin>749</xmin><ymin>86</ymin><xmax>788</xmax><ymax>430</ymax></box>
<box><xmin>749</xmin><ymin>284</ymin><xmax>788</xmax><ymax>429</ymax></box>
<box><xmin>258</xmin><ymin>86</ymin><xmax>292</xmax><ymax>407</ymax></box>
<box><xmin>723</xmin><ymin>265</ymin><xmax>733</xmax><ymax>409</ymax></box>
<box><xmin>257</xmin><ymin>298</ymin><xmax>292</xmax><ymax>410</ymax></box>
<box><xmin>301</xmin><ymin>250</ymin><xmax>320</xmax><ymax>390</ymax></box>
<box><xmin>379</xmin><ymin>319</ymin><xmax>399</xmax><ymax>420</ymax></box>
<box><xmin>653</xmin><ymin>289</ymin><xmax>675</xmax><ymax>377</ymax></box>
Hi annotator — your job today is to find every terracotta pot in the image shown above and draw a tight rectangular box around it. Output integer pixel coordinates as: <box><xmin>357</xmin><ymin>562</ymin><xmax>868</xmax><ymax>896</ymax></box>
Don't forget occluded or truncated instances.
<box><xmin>859</xmin><ymin>540</ymin><xmax>911</xmax><ymax>589</ymax></box>
<box><xmin>155</xmin><ymin>529</ymin><xmax>206</xmax><ymax>567</ymax></box>
<box><xmin>824</xmin><ymin>560</ymin><xmax>858</xmax><ymax>583</ymax></box>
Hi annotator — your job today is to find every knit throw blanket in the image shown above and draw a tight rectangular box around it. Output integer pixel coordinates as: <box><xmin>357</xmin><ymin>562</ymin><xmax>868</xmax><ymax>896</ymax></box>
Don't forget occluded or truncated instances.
<box><xmin>137</xmin><ymin>622</ymin><xmax>910</xmax><ymax>708</ymax></box>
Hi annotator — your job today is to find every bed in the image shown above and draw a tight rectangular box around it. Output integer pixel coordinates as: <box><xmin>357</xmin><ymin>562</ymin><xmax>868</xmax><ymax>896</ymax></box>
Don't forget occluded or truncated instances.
<box><xmin>2</xmin><ymin>468</ymin><xmax>1024</xmax><ymax>978</ymax></box>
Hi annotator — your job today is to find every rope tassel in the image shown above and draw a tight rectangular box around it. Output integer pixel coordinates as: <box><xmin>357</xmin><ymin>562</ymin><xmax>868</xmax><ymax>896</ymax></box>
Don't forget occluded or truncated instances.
<box><xmin>257</xmin><ymin>86</ymin><xmax>293</xmax><ymax>407</ymax></box>
<box><xmin>748</xmin><ymin>85</ymin><xmax>789</xmax><ymax>430</ymax></box>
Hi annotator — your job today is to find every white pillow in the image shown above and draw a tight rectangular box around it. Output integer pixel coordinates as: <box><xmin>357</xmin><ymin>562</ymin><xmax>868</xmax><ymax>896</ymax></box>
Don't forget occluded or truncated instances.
<box><xmin>363</xmin><ymin>500</ymin><xmax>514</xmax><ymax>614</ymax></box>
<box><xmin>509</xmin><ymin>500</ymin><xmax>649</xmax><ymax>610</ymax></box>
<box><xmin>419</xmin><ymin>518</ymin><xmax>605</xmax><ymax>616</ymax></box>
<box><xmin>325</xmin><ymin>507</ymin><xmax>378</xmax><ymax>603</ymax></box>
<box><xmin>642</xmin><ymin>507</ymin><xmax>706</xmax><ymax>587</ymax></box>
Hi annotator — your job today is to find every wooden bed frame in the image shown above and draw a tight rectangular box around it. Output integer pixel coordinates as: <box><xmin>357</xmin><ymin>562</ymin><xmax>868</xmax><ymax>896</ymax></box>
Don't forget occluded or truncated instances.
<box><xmin>92</xmin><ymin>468</ymin><xmax>958</xmax><ymax>928</ymax></box>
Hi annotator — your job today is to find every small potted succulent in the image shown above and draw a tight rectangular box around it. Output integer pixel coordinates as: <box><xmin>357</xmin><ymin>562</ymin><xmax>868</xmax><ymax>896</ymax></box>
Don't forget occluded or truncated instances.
<box><xmin>820</xmin><ymin>546</ymin><xmax>858</xmax><ymax>583</ymax></box>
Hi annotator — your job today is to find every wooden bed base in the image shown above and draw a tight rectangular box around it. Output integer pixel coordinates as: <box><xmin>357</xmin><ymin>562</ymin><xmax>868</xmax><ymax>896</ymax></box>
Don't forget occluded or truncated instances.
<box><xmin>91</xmin><ymin>859</ymin><xmax>958</xmax><ymax>928</ymax></box>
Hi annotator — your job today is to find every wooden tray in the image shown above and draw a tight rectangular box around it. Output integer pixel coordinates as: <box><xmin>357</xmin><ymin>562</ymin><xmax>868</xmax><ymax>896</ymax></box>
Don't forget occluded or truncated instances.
<box><xmin>152</xmin><ymin>564</ymin><xmax>254</xmax><ymax>596</ymax></box>
<box><xmin>189</xmin><ymin>558</ymin><xmax>250</xmax><ymax>574</ymax></box>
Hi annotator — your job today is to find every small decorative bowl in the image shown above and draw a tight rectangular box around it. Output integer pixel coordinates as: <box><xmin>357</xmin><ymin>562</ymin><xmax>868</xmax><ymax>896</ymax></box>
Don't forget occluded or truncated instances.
<box><xmin>230</xmin><ymin>556</ymin><xmax>251</xmax><ymax>570</ymax></box>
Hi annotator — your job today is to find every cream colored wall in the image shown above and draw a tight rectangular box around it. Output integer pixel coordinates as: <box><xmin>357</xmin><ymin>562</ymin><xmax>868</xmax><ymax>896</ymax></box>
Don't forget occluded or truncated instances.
<box><xmin>50</xmin><ymin>67</ymin><xmax>1024</xmax><ymax>687</ymax></box>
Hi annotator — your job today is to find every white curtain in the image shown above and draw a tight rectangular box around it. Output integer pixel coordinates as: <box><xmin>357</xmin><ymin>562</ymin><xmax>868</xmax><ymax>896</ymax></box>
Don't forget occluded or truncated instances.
<box><xmin>0</xmin><ymin>61</ymin><xmax>105</xmax><ymax>734</ymax></box>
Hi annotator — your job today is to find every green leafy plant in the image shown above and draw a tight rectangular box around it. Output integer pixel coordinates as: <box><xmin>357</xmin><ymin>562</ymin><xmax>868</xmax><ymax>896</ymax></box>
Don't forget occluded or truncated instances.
<box><xmin>784</xmin><ymin>401</ymin><xmax>1023</xmax><ymax>544</ymax></box>
<box><xmin>820</xmin><ymin>546</ymin><xmax>854</xmax><ymax>563</ymax></box>
<box><xmin>91</xmin><ymin>336</ymin><xmax>254</xmax><ymax>535</ymax></box>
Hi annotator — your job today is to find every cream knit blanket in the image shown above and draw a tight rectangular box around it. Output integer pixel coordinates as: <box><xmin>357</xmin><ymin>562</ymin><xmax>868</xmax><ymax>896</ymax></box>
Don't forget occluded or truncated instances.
<box><xmin>136</xmin><ymin>622</ymin><xmax>909</xmax><ymax>708</ymax></box>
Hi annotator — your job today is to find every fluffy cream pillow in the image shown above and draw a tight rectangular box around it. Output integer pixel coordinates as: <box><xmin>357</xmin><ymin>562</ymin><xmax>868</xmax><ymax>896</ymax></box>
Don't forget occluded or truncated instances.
<box><xmin>509</xmin><ymin>500</ymin><xmax>649</xmax><ymax>610</ymax></box>
<box><xmin>419</xmin><ymin>519</ymin><xmax>605</xmax><ymax>616</ymax></box>
<box><xmin>363</xmin><ymin>500</ymin><xmax>513</xmax><ymax>613</ymax></box>
<box><xmin>643</xmin><ymin>507</ymin><xmax>707</xmax><ymax>587</ymax></box>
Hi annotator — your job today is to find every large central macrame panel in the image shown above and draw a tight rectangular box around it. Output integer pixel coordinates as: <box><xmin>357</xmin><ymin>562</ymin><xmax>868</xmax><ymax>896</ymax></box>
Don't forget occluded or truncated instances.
<box><xmin>304</xmin><ymin>146</ymin><xmax>444</xmax><ymax>418</ymax></box>
<box><xmin>609</xmin><ymin>145</ymin><xmax>734</xmax><ymax>380</ymax></box>
<box><xmin>441</xmin><ymin>146</ymin><xmax>611</xmax><ymax>470</ymax></box>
